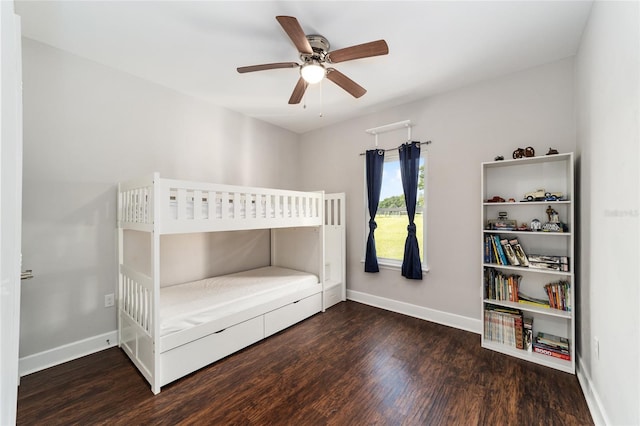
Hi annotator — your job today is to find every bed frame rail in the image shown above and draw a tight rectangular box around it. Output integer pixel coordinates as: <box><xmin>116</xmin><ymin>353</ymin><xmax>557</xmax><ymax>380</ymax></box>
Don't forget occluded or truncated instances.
<box><xmin>119</xmin><ymin>264</ymin><xmax>154</xmax><ymax>336</ymax></box>
<box><xmin>118</xmin><ymin>263</ymin><xmax>156</xmax><ymax>388</ymax></box>
<box><xmin>117</xmin><ymin>174</ymin><xmax>323</xmax><ymax>234</ymax></box>
<box><xmin>118</xmin><ymin>174</ymin><xmax>155</xmax><ymax>232</ymax></box>
<box><xmin>160</xmin><ymin>179</ymin><xmax>322</xmax><ymax>233</ymax></box>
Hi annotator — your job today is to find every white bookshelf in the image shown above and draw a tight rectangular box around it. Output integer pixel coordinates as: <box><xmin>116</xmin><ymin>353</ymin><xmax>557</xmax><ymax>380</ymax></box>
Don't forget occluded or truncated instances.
<box><xmin>480</xmin><ymin>153</ymin><xmax>575</xmax><ymax>374</ymax></box>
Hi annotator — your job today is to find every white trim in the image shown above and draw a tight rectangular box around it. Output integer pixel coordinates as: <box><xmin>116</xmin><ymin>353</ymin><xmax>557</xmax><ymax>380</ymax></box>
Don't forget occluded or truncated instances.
<box><xmin>1</xmin><ymin>7</ymin><xmax>23</xmax><ymax>425</ymax></box>
<box><xmin>576</xmin><ymin>357</ymin><xmax>608</xmax><ymax>426</ymax></box>
<box><xmin>347</xmin><ymin>290</ymin><xmax>481</xmax><ymax>334</ymax></box>
<box><xmin>360</xmin><ymin>258</ymin><xmax>430</xmax><ymax>273</ymax></box>
<box><xmin>19</xmin><ymin>330</ymin><xmax>117</xmax><ymax>377</ymax></box>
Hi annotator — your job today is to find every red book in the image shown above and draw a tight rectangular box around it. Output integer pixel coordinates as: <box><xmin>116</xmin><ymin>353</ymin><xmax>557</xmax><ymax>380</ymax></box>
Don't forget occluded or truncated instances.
<box><xmin>533</xmin><ymin>344</ymin><xmax>571</xmax><ymax>360</ymax></box>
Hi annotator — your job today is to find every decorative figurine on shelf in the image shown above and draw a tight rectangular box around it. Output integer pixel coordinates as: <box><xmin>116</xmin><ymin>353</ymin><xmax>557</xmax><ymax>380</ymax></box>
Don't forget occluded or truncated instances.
<box><xmin>508</xmin><ymin>198</ymin><xmax>516</xmax><ymax>203</ymax></box>
<box><xmin>523</xmin><ymin>189</ymin><xmax>564</xmax><ymax>202</ymax></box>
<box><xmin>542</xmin><ymin>205</ymin><xmax>566</xmax><ymax>232</ymax></box>
<box><xmin>494</xmin><ymin>155</ymin><xmax>504</xmax><ymax>161</ymax></box>
<box><xmin>487</xmin><ymin>196</ymin><xmax>506</xmax><ymax>203</ymax></box>
<box><xmin>512</xmin><ymin>148</ymin><xmax>525</xmax><ymax>159</ymax></box>
<box><xmin>517</xmin><ymin>222</ymin><xmax>529</xmax><ymax>231</ymax></box>
<box><xmin>513</xmin><ymin>146</ymin><xmax>535</xmax><ymax>159</ymax></box>
<box><xmin>546</xmin><ymin>147</ymin><xmax>559</xmax><ymax>155</ymax></box>
<box><xmin>530</xmin><ymin>218</ymin><xmax>542</xmax><ymax>232</ymax></box>
<box><xmin>487</xmin><ymin>211</ymin><xmax>517</xmax><ymax>230</ymax></box>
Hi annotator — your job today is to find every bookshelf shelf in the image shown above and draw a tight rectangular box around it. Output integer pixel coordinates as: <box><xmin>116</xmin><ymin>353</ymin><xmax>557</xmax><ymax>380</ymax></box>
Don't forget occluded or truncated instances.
<box><xmin>481</xmin><ymin>153</ymin><xmax>575</xmax><ymax>374</ymax></box>
<box><xmin>482</xmin><ymin>341</ymin><xmax>574</xmax><ymax>374</ymax></box>
<box><xmin>482</xmin><ymin>263</ymin><xmax>572</xmax><ymax>276</ymax></box>
<box><xmin>482</xmin><ymin>230</ymin><xmax>571</xmax><ymax>237</ymax></box>
<box><xmin>483</xmin><ymin>200</ymin><xmax>571</xmax><ymax>206</ymax></box>
<box><xmin>482</xmin><ymin>299</ymin><xmax>572</xmax><ymax>319</ymax></box>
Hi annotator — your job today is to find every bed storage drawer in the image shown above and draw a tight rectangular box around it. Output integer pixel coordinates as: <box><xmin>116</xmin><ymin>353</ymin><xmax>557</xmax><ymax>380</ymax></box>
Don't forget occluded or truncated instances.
<box><xmin>264</xmin><ymin>293</ymin><xmax>322</xmax><ymax>337</ymax></box>
<box><xmin>324</xmin><ymin>283</ymin><xmax>343</xmax><ymax>309</ymax></box>
<box><xmin>160</xmin><ymin>315</ymin><xmax>264</xmax><ymax>386</ymax></box>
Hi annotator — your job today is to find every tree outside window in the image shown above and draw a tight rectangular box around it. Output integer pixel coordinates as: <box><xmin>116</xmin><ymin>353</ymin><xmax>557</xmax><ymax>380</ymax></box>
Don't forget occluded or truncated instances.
<box><xmin>373</xmin><ymin>156</ymin><xmax>425</xmax><ymax>263</ymax></box>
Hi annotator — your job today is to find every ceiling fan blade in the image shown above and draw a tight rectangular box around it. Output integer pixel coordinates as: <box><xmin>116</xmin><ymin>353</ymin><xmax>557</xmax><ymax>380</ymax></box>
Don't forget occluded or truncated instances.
<box><xmin>326</xmin><ymin>68</ymin><xmax>366</xmax><ymax>98</ymax></box>
<box><xmin>288</xmin><ymin>77</ymin><xmax>308</xmax><ymax>104</ymax></box>
<box><xmin>237</xmin><ymin>62</ymin><xmax>299</xmax><ymax>73</ymax></box>
<box><xmin>327</xmin><ymin>40</ymin><xmax>389</xmax><ymax>63</ymax></box>
<box><xmin>276</xmin><ymin>16</ymin><xmax>313</xmax><ymax>54</ymax></box>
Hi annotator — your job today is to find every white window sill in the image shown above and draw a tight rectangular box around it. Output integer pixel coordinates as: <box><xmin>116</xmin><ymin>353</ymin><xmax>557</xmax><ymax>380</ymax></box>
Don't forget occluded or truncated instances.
<box><xmin>360</xmin><ymin>258</ymin><xmax>430</xmax><ymax>273</ymax></box>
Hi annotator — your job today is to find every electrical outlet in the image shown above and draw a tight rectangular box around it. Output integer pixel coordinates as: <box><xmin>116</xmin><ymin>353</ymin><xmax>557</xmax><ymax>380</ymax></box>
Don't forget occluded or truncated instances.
<box><xmin>594</xmin><ymin>336</ymin><xmax>600</xmax><ymax>360</ymax></box>
<box><xmin>104</xmin><ymin>293</ymin><xmax>115</xmax><ymax>308</ymax></box>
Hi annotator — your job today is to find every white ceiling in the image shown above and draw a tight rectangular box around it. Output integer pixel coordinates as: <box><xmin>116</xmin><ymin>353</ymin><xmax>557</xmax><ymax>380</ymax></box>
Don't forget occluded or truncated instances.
<box><xmin>15</xmin><ymin>1</ymin><xmax>593</xmax><ymax>134</ymax></box>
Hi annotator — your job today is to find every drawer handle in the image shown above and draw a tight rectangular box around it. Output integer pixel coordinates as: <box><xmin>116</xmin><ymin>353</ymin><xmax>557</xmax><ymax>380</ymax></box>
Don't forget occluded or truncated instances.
<box><xmin>293</xmin><ymin>300</ymin><xmax>301</xmax><ymax>304</ymax></box>
<box><xmin>214</xmin><ymin>328</ymin><xmax>227</xmax><ymax>334</ymax></box>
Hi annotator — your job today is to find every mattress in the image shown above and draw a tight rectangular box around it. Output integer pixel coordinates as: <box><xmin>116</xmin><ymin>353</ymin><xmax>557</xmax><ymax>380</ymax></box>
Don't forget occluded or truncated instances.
<box><xmin>160</xmin><ymin>266</ymin><xmax>318</xmax><ymax>336</ymax></box>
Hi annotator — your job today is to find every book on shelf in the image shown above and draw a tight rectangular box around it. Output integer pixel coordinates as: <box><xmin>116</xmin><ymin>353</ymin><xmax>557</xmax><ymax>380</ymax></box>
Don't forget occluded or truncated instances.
<box><xmin>518</xmin><ymin>292</ymin><xmax>551</xmax><ymax>308</ymax></box>
<box><xmin>533</xmin><ymin>332</ymin><xmax>571</xmax><ymax>360</ymax></box>
<box><xmin>544</xmin><ymin>281</ymin><xmax>571</xmax><ymax>311</ymax></box>
<box><xmin>533</xmin><ymin>344</ymin><xmax>571</xmax><ymax>361</ymax></box>
<box><xmin>528</xmin><ymin>254</ymin><xmax>569</xmax><ymax>264</ymax></box>
<box><xmin>501</xmin><ymin>239</ymin><xmax>520</xmax><ymax>266</ymax></box>
<box><xmin>536</xmin><ymin>332</ymin><xmax>570</xmax><ymax>350</ymax></box>
<box><xmin>484</xmin><ymin>235</ymin><xmax>492</xmax><ymax>264</ymax></box>
<box><xmin>484</xmin><ymin>304</ymin><xmax>524</xmax><ymax>350</ymax></box>
<box><xmin>509</xmin><ymin>239</ymin><xmax>529</xmax><ymax>267</ymax></box>
<box><xmin>491</xmin><ymin>236</ymin><xmax>501</xmax><ymax>264</ymax></box>
<box><xmin>485</xmin><ymin>235</ymin><xmax>500</xmax><ymax>264</ymax></box>
<box><xmin>523</xmin><ymin>317</ymin><xmax>533</xmax><ymax>352</ymax></box>
<box><xmin>493</xmin><ymin>235</ymin><xmax>508</xmax><ymax>265</ymax></box>
<box><xmin>527</xmin><ymin>254</ymin><xmax>570</xmax><ymax>272</ymax></box>
<box><xmin>484</xmin><ymin>268</ymin><xmax>521</xmax><ymax>302</ymax></box>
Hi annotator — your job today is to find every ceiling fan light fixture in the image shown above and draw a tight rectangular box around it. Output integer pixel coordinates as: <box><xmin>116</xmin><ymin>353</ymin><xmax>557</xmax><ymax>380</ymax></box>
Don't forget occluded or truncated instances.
<box><xmin>300</xmin><ymin>61</ymin><xmax>325</xmax><ymax>84</ymax></box>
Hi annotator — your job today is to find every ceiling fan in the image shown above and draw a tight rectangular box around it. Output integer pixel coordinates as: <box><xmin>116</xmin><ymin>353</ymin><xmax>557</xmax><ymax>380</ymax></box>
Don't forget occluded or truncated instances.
<box><xmin>237</xmin><ymin>16</ymin><xmax>389</xmax><ymax>105</ymax></box>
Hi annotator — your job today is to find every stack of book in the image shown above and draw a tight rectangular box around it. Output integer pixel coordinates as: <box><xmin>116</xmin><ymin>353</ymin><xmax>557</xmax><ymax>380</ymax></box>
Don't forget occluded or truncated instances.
<box><xmin>484</xmin><ymin>235</ymin><xmax>571</xmax><ymax>273</ymax></box>
<box><xmin>532</xmin><ymin>332</ymin><xmax>571</xmax><ymax>360</ymax></box>
<box><xmin>518</xmin><ymin>292</ymin><xmax>550</xmax><ymax>308</ymax></box>
<box><xmin>484</xmin><ymin>235</ymin><xmax>529</xmax><ymax>266</ymax></box>
<box><xmin>544</xmin><ymin>281</ymin><xmax>571</xmax><ymax>311</ymax></box>
<box><xmin>527</xmin><ymin>254</ymin><xmax>570</xmax><ymax>272</ymax></box>
<box><xmin>484</xmin><ymin>267</ymin><xmax>521</xmax><ymax>302</ymax></box>
<box><xmin>484</xmin><ymin>304</ymin><xmax>524</xmax><ymax>350</ymax></box>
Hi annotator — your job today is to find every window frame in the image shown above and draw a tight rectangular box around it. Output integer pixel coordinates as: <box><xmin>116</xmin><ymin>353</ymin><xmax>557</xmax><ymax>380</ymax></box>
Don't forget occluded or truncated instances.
<box><xmin>362</xmin><ymin>150</ymin><xmax>429</xmax><ymax>272</ymax></box>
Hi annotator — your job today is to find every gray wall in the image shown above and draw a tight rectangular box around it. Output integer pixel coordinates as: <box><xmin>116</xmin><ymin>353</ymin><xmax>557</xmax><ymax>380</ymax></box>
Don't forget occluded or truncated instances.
<box><xmin>299</xmin><ymin>59</ymin><xmax>576</xmax><ymax>323</ymax></box>
<box><xmin>575</xmin><ymin>2</ymin><xmax>639</xmax><ymax>424</ymax></box>
<box><xmin>20</xmin><ymin>39</ymin><xmax>300</xmax><ymax>357</ymax></box>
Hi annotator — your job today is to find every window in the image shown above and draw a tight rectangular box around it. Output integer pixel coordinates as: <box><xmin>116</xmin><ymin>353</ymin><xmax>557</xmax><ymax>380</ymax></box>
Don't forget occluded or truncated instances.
<box><xmin>365</xmin><ymin>152</ymin><xmax>427</xmax><ymax>270</ymax></box>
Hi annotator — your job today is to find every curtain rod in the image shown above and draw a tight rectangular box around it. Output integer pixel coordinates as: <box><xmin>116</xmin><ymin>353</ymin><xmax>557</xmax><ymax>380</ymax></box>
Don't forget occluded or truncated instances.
<box><xmin>365</xmin><ymin>119</ymin><xmax>413</xmax><ymax>147</ymax></box>
<box><xmin>358</xmin><ymin>140</ymin><xmax>432</xmax><ymax>156</ymax></box>
<box><xmin>365</xmin><ymin>120</ymin><xmax>412</xmax><ymax>135</ymax></box>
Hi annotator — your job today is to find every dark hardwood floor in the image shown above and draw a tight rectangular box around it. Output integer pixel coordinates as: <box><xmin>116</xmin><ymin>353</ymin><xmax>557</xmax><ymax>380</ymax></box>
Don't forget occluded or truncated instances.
<box><xmin>17</xmin><ymin>301</ymin><xmax>593</xmax><ymax>425</ymax></box>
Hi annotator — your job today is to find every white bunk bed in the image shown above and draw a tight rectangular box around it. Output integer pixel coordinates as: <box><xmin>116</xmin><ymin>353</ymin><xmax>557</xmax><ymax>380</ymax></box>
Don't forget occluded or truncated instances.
<box><xmin>117</xmin><ymin>173</ymin><xmax>345</xmax><ymax>394</ymax></box>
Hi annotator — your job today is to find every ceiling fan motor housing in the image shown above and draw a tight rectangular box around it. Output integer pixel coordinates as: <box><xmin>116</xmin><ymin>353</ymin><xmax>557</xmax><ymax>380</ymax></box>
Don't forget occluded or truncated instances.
<box><xmin>301</xmin><ymin>35</ymin><xmax>330</xmax><ymax>63</ymax></box>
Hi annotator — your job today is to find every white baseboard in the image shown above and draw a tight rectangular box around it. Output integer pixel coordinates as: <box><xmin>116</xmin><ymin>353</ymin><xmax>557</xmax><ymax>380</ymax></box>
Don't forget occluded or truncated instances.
<box><xmin>19</xmin><ymin>330</ymin><xmax>117</xmax><ymax>377</ymax></box>
<box><xmin>346</xmin><ymin>290</ymin><xmax>482</xmax><ymax>334</ymax></box>
<box><xmin>576</xmin><ymin>357</ymin><xmax>608</xmax><ymax>426</ymax></box>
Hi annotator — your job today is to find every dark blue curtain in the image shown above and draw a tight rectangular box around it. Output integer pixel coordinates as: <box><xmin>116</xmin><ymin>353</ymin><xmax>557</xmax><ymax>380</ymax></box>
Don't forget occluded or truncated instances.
<box><xmin>365</xmin><ymin>149</ymin><xmax>385</xmax><ymax>272</ymax></box>
<box><xmin>399</xmin><ymin>142</ymin><xmax>422</xmax><ymax>279</ymax></box>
